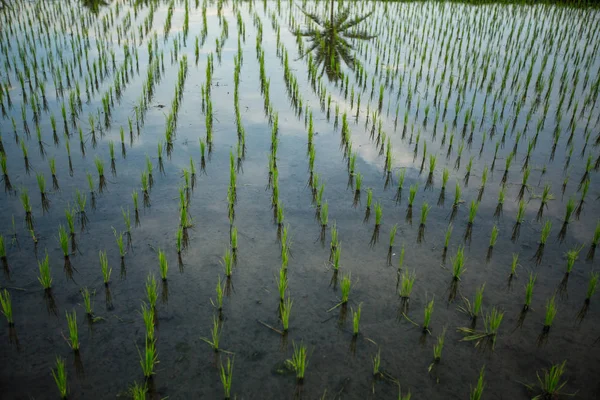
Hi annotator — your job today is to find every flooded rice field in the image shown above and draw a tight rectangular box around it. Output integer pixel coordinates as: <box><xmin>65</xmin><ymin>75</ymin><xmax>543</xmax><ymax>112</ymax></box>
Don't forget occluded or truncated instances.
<box><xmin>1</xmin><ymin>0</ymin><xmax>600</xmax><ymax>398</ymax></box>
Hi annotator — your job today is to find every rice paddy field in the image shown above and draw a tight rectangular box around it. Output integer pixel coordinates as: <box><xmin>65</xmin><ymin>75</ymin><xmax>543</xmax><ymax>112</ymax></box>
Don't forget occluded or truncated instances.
<box><xmin>1</xmin><ymin>0</ymin><xmax>600</xmax><ymax>398</ymax></box>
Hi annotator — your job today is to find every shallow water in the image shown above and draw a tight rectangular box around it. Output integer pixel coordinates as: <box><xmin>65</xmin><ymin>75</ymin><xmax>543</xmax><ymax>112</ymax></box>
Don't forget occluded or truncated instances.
<box><xmin>1</xmin><ymin>1</ymin><xmax>600</xmax><ymax>399</ymax></box>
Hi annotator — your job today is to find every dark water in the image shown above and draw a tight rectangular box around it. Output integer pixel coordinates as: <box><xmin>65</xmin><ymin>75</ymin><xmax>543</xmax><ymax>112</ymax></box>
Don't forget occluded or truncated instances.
<box><xmin>1</xmin><ymin>1</ymin><xmax>600</xmax><ymax>399</ymax></box>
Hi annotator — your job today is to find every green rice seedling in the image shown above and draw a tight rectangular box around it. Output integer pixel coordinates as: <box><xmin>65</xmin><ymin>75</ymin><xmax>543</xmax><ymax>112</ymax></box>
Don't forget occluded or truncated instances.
<box><xmin>0</xmin><ymin>289</ymin><xmax>13</xmax><ymax>326</ymax></box>
<box><xmin>141</xmin><ymin>303</ymin><xmax>155</xmax><ymax>341</ymax></box>
<box><xmin>94</xmin><ymin>157</ymin><xmax>106</xmax><ymax>193</ymax></box>
<box><xmin>130</xmin><ymin>382</ymin><xmax>148</xmax><ymax>400</ymax></box>
<box><xmin>406</xmin><ymin>184</ymin><xmax>418</xmax><ymax>224</ymax></box>
<box><xmin>139</xmin><ymin>336</ymin><xmax>159</xmax><ymax>378</ymax></box>
<box><xmin>369</xmin><ymin>202</ymin><xmax>383</xmax><ymax>246</ymax></box>
<box><xmin>51</xmin><ymin>357</ymin><xmax>68</xmax><ymax>399</ymax></box>
<box><xmin>451</xmin><ymin>246</ymin><xmax>466</xmax><ymax>281</ymax></box>
<box><xmin>426</xmin><ymin>155</ymin><xmax>437</xmax><ymax>188</ymax></box>
<box><xmin>352</xmin><ymin>303</ymin><xmax>362</xmax><ymax>336</ymax></box>
<box><xmin>38</xmin><ymin>252</ymin><xmax>52</xmax><ymax>290</ymax></box>
<box><xmin>460</xmin><ymin>283</ymin><xmax>485</xmax><ymax>320</ymax></box>
<box><xmin>399</xmin><ymin>270</ymin><xmax>416</xmax><ymax>300</ymax></box>
<box><xmin>20</xmin><ymin>140</ymin><xmax>29</xmax><ymax>173</ymax></box>
<box><xmin>141</xmin><ymin>172</ymin><xmax>150</xmax><ymax>207</ymax></box>
<box><xmin>280</xmin><ymin>297</ymin><xmax>292</xmax><ymax>332</ymax></box>
<box><xmin>464</xmin><ymin>200</ymin><xmax>479</xmax><ymax>242</ymax></box>
<box><xmin>394</xmin><ymin>169</ymin><xmax>406</xmax><ymax>204</ymax></box>
<box><xmin>470</xmin><ymin>367</ymin><xmax>485</xmax><ymax>400</ymax></box>
<box><xmin>37</xmin><ymin>173</ymin><xmax>50</xmax><ymax>213</ymax></box>
<box><xmin>332</xmin><ymin>244</ymin><xmax>341</xmax><ymax>272</ymax></box>
<box><xmin>353</xmin><ymin>172</ymin><xmax>362</xmax><ymax>207</ymax></box>
<box><xmin>286</xmin><ymin>341</ymin><xmax>308</xmax><ymax>382</ymax></box>
<box><xmin>524</xmin><ymin>273</ymin><xmax>536</xmax><ymax>310</ymax></box>
<box><xmin>158</xmin><ymin>249</ymin><xmax>168</xmax><ymax>281</ymax></box>
<box><xmin>423</xmin><ymin>297</ymin><xmax>434</xmax><ymax>333</ymax></box>
<box><xmin>585</xmin><ymin>272</ymin><xmax>598</xmax><ymax>304</ymax></box>
<box><xmin>387</xmin><ymin>224</ymin><xmax>398</xmax><ymax>264</ymax></box>
<box><xmin>459</xmin><ymin>307</ymin><xmax>503</xmax><ymax>349</ymax></box>
<box><xmin>230</xmin><ymin>226</ymin><xmax>238</xmax><ymax>254</ymax></box>
<box><xmin>223</xmin><ymin>249</ymin><xmax>233</xmax><ymax>278</ymax></box>
<box><xmin>364</xmin><ymin>188</ymin><xmax>373</xmax><ymax>222</ymax></box>
<box><xmin>517</xmin><ymin>167</ymin><xmax>531</xmax><ymax>200</ymax></box>
<box><xmin>212</xmin><ymin>276</ymin><xmax>225</xmax><ymax>311</ymax></box>
<box><xmin>132</xmin><ymin>190</ymin><xmax>140</xmax><ymax>227</ymax></box>
<box><xmin>220</xmin><ymin>357</ymin><xmax>234</xmax><ymax>400</ymax></box>
<box><xmin>340</xmin><ymin>273</ymin><xmax>352</xmax><ymax>304</ymax></box>
<box><xmin>99</xmin><ymin>250</ymin><xmax>111</xmax><ymax>286</ymax></box>
<box><xmin>565</xmin><ymin>246</ymin><xmax>583</xmax><ymax>275</ymax></box>
<box><xmin>58</xmin><ymin>225</ymin><xmax>69</xmax><ymax>259</ymax></box>
<box><xmin>533</xmin><ymin>221</ymin><xmax>551</xmax><ymax>265</ymax></box>
<box><xmin>536</xmin><ymin>184</ymin><xmax>554</xmax><ymax>221</ymax></box>
<box><xmin>109</xmin><ymin>142</ymin><xmax>116</xmax><ymax>176</ymax></box>
<box><xmin>417</xmin><ymin>203</ymin><xmax>431</xmax><ymax>243</ymax></box>
<box><xmin>488</xmin><ymin>225</ymin><xmax>499</xmax><ymax>260</ymax></box>
<box><xmin>20</xmin><ymin>188</ymin><xmax>34</xmax><ymax>230</ymax></box>
<box><xmin>477</xmin><ymin>166</ymin><xmax>488</xmax><ymax>202</ymax></box>
<box><xmin>525</xmin><ymin>361</ymin><xmax>574</xmax><ymax>399</ymax></box>
<box><xmin>511</xmin><ymin>200</ymin><xmax>526</xmax><ymax>241</ymax></box>
<box><xmin>146</xmin><ymin>274</ymin><xmax>158</xmax><ymax>309</ymax></box>
<box><xmin>65</xmin><ymin>310</ymin><xmax>79</xmax><ymax>351</ymax></box>
<box><xmin>543</xmin><ymin>296</ymin><xmax>557</xmax><ymax>332</ymax></box>
<box><xmin>276</xmin><ymin>267</ymin><xmax>288</xmax><ymax>302</ymax></box>
<box><xmin>444</xmin><ymin>224</ymin><xmax>453</xmax><ymax>254</ymax></box>
<box><xmin>201</xmin><ymin>315</ymin><xmax>222</xmax><ymax>352</ymax></box>
<box><xmin>81</xmin><ymin>287</ymin><xmax>93</xmax><ymax>317</ymax></box>
<box><xmin>1</xmin><ymin>154</ymin><xmax>11</xmax><ymax>192</ymax></box>
<box><xmin>429</xmin><ymin>327</ymin><xmax>446</xmax><ymax>372</ymax></box>
<box><xmin>372</xmin><ymin>348</ymin><xmax>381</xmax><ymax>377</ymax></box>
<box><xmin>49</xmin><ymin>158</ymin><xmax>59</xmax><ymax>191</ymax></box>
<box><xmin>587</xmin><ymin>221</ymin><xmax>600</xmax><ymax>261</ymax></box>
<box><xmin>494</xmin><ymin>186</ymin><xmax>506</xmax><ymax>219</ymax></box>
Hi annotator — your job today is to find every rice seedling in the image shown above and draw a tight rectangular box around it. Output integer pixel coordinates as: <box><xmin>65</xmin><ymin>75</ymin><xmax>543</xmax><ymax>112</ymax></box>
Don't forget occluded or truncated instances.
<box><xmin>417</xmin><ymin>202</ymin><xmax>431</xmax><ymax>243</ymax></box>
<box><xmin>536</xmin><ymin>184</ymin><xmax>553</xmax><ymax>221</ymax></box>
<box><xmin>575</xmin><ymin>179</ymin><xmax>589</xmax><ymax>220</ymax></box>
<box><xmin>48</xmin><ymin>157</ymin><xmax>59</xmax><ymax>191</ymax></box>
<box><xmin>51</xmin><ymin>357</ymin><xmax>68</xmax><ymax>399</ymax></box>
<box><xmin>525</xmin><ymin>361</ymin><xmax>575</xmax><ymax>399</ymax></box>
<box><xmin>511</xmin><ymin>200</ymin><xmax>526</xmax><ymax>242</ymax></box>
<box><xmin>280</xmin><ymin>297</ymin><xmax>292</xmax><ymax>332</ymax></box>
<box><xmin>94</xmin><ymin>157</ymin><xmax>107</xmax><ymax>193</ymax></box>
<box><xmin>141</xmin><ymin>303</ymin><xmax>155</xmax><ymax>342</ymax></box>
<box><xmin>81</xmin><ymin>287</ymin><xmax>93</xmax><ymax>318</ymax></box>
<box><xmin>37</xmin><ymin>251</ymin><xmax>52</xmax><ymax>290</ymax></box>
<box><xmin>426</xmin><ymin>155</ymin><xmax>437</xmax><ymax>189</ymax></box>
<box><xmin>558</xmin><ymin>197</ymin><xmax>576</xmax><ymax>242</ymax></box>
<box><xmin>422</xmin><ymin>297</ymin><xmax>435</xmax><ymax>334</ymax></box>
<box><xmin>1</xmin><ymin>154</ymin><xmax>11</xmax><ymax>192</ymax></box>
<box><xmin>494</xmin><ymin>186</ymin><xmax>506</xmax><ymax>219</ymax></box>
<box><xmin>201</xmin><ymin>315</ymin><xmax>222</xmax><ymax>352</ymax></box>
<box><xmin>141</xmin><ymin>171</ymin><xmax>150</xmax><ymax>207</ymax></box>
<box><xmin>477</xmin><ymin>166</ymin><xmax>488</xmax><ymax>202</ymax></box>
<box><xmin>146</xmin><ymin>274</ymin><xmax>158</xmax><ymax>310</ymax></box>
<box><xmin>364</xmin><ymin>188</ymin><xmax>373</xmax><ymax>222</ymax></box>
<box><xmin>352</xmin><ymin>303</ymin><xmax>362</xmax><ymax>336</ymax></box>
<box><xmin>99</xmin><ymin>250</ymin><xmax>111</xmax><ymax>287</ymax></box>
<box><xmin>319</xmin><ymin>201</ymin><xmax>329</xmax><ymax>242</ymax></box>
<box><xmin>157</xmin><ymin>249</ymin><xmax>168</xmax><ymax>281</ymax></box>
<box><xmin>353</xmin><ymin>172</ymin><xmax>362</xmax><ymax>207</ymax></box>
<box><xmin>458</xmin><ymin>307</ymin><xmax>503</xmax><ymax>350</ymax></box>
<box><xmin>517</xmin><ymin>167</ymin><xmax>531</xmax><ymax>200</ymax></box>
<box><xmin>486</xmin><ymin>225</ymin><xmax>499</xmax><ymax>261</ymax></box>
<box><xmin>130</xmin><ymin>382</ymin><xmax>148</xmax><ymax>400</ymax></box>
<box><xmin>543</xmin><ymin>296</ymin><xmax>557</xmax><ymax>333</ymax></box>
<box><xmin>65</xmin><ymin>310</ymin><xmax>79</xmax><ymax>351</ymax></box>
<box><xmin>394</xmin><ymin>169</ymin><xmax>406</xmax><ymax>204</ymax></box>
<box><xmin>286</xmin><ymin>341</ymin><xmax>308</xmax><ymax>383</ymax></box>
<box><xmin>132</xmin><ymin>190</ymin><xmax>140</xmax><ymax>227</ymax></box>
<box><xmin>463</xmin><ymin>200</ymin><xmax>478</xmax><ymax>242</ymax></box>
<box><xmin>584</xmin><ymin>272</ymin><xmax>598</xmax><ymax>305</ymax></box>
<box><xmin>406</xmin><ymin>184</ymin><xmax>418</xmax><ymax>224</ymax></box>
<box><xmin>20</xmin><ymin>140</ymin><xmax>29</xmax><ymax>174</ymax></box>
<box><xmin>0</xmin><ymin>289</ymin><xmax>13</xmax><ymax>326</ymax></box>
<box><xmin>20</xmin><ymin>188</ymin><xmax>34</xmax><ymax>230</ymax></box>
<box><xmin>340</xmin><ymin>272</ymin><xmax>352</xmax><ymax>304</ymax></box>
<box><xmin>211</xmin><ymin>276</ymin><xmax>225</xmax><ymax>312</ymax></box>
<box><xmin>369</xmin><ymin>202</ymin><xmax>382</xmax><ymax>246</ymax></box>
<box><xmin>523</xmin><ymin>273</ymin><xmax>537</xmax><ymax>313</ymax></box>
<box><xmin>429</xmin><ymin>327</ymin><xmax>446</xmax><ymax>373</ymax></box>
<box><xmin>372</xmin><ymin>348</ymin><xmax>381</xmax><ymax>377</ymax></box>
<box><xmin>139</xmin><ymin>336</ymin><xmax>159</xmax><ymax>379</ymax></box>
<box><xmin>223</xmin><ymin>249</ymin><xmax>233</xmax><ymax>278</ymax></box>
<box><xmin>470</xmin><ymin>367</ymin><xmax>485</xmax><ymax>400</ymax></box>
<box><xmin>220</xmin><ymin>357</ymin><xmax>234</xmax><ymax>400</ymax></box>
<box><xmin>459</xmin><ymin>283</ymin><xmax>485</xmax><ymax>321</ymax></box>
<box><xmin>438</xmin><ymin>168</ymin><xmax>449</xmax><ymax>206</ymax></box>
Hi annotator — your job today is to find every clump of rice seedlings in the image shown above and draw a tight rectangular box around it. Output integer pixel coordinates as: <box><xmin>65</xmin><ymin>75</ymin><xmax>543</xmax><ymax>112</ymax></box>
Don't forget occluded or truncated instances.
<box><xmin>406</xmin><ymin>184</ymin><xmax>418</xmax><ymax>225</ymax></box>
<box><xmin>130</xmin><ymin>382</ymin><xmax>148</xmax><ymax>400</ymax></box>
<box><xmin>220</xmin><ymin>357</ymin><xmax>234</xmax><ymax>400</ymax></box>
<box><xmin>426</xmin><ymin>155</ymin><xmax>437</xmax><ymax>189</ymax></box>
<box><xmin>422</xmin><ymin>297</ymin><xmax>435</xmax><ymax>334</ymax></box>
<box><xmin>494</xmin><ymin>186</ymin><xmax>505</xmax><ymax>219</ymax></box>
<box><xmin>353</xmin><ymin>172</ymin><xmax>362</xmax><ymax>207</ymax></box>
<box><xmin>51</xmin><ymin>357</ymin><xmax>68</xmax><ymax>399</ymax></box>
<box><xmin>141</xmin><ymin>171</ymin><xmax>150</xmax><ymax>208</ymax></box>
<box><xmin>522</xmin><ymin>273</ymin><xmax>537</xmax><ymax>314</ymax></box>
<box><xmin>449</xmin><ymin>182</ymin><xmax>462</xmax><ymax>222</ymax></box>
<box><xmin>449</xmin><ymin>246</ymin><xmax>466</xmax><ymax>302</ymax></box>
<box><xmin>340</xmin><ymin>273</ymin><xmax>352</xmax><ymax>305</ymax></box>
<box><xmin>199</xmin><ymin>139</ymin><xmax>207</xmax><ymax>173</ymax></box>
<box><xmin>533</xmin><ymin>221</ymin><xmax>552</xmax><ymax>265</ymax></box>
<box><xmin>511</xmin><ymin>200</ymin><xmax>526</xmax><ymax>242</ymax></box>
<box><xmin>387</xmin><ymin>224</ymin><xmax>398</xmax><ymax>265</ymax></box>
<box><xmin>542</xmin><ymin>296</ymin><xmax>557</xmax><ymax>333</ymax></box>
<box><xmin>464</xmin><ymin>201</ymin><xmax>479</xmax><ymax>242</ymax></box>
<box><xmin>158</xmin><ymin>249</ymin><xmax>168</xmax><ymax>281</ymax></box>
<box><xmin>65</xmin><ymin>310</ymin><xmax>79</xmax><ymax>352</ymax></box>
<box><xmin>230</xmin><ymin>226</ymin><xmax>238</xmax><ymax>260</ymax></box>
<box><xmin>99</xmin><ymin>250</ymin><xmax>111</xmax><ymax>287</ymax></box>
<box><xmin>146</xmin><ymin>156</ymin><xmax>154</xmax><ymax>188</ymax></box>
<box><xmin>364</xmin><ymin>188</ymin><xmax>373</xmax><ymax>222</ymax></box>
<box><xmin>429</xmin><ymin>327</ymin><xmax>446</xmax><ymax>373</ymax></box>
<box><xmin>320</xmin><ymin>201</ymin><xmax>329</xmax><ymax>243</ymax></box>
<box><xmin>438</xmin><ymin>168</ymin><xmax>449</xmax><ymax>206</ymax></box>
<box><xmin>87</xmin><ymin>173</ymin><xmax>96</xmax><ymax>210</ymax></box>
<box><xmin>586</xmin><ymin>220</ymin><xmax>600</xmax><ymax>261</ymax></box>
<box><xmin>121</xmin><ymin>208</ymin><xmax>132</xmax><ymax>249</ymax></box>
<box><xmin>442</xmin><ymin>223</ymin><xmax>453</xmax><ymax>262</ymax></box>
<box><xmin>0</xmin><ymin>289</ymin><xmax>14</xmax><ymax>326</ymax></box>
<box><xmin>65</xmin><ymin>207</ymin><xmax>77</xmax><ymax>252</ymax></box>
<box><xmin>1</xmin><ymin>154</ymin><xmax>12</xmax><ymax>192</ymax></box>
<box><xmin>575</xmin><ymin>179</ymin><xmax>590</xmax><ymax>220</ymax></box>
<box><xmin>525</xmin><ymin>361</ymin><xmax>574</xmax><ymax>399</ymax></box>
<box><xmin>477</xmin><ymin>166</ymin><xmax>488</xmax><ymax>202</ymax></box>
<box><xmin>470</xmin><ymin>367</ymin><xmax>485</xmax><ymax>400</ymax></box>
<box><xmin>49</xmin><ymin>158</ymin><xmax>59</xmax><ymax>191</ymax></box>
<box><xmin>559</xmin><ymin>246</ymin><xmax>583</xmax><ymax>295</ymax></box>
<box><xmin>75</xmin><ymin>190</ymin><xmax>88</xmax><ymax>231</ymax></box>
<box><xmin>94</xmin><ymin>157</ymin><xmax>107</xmax><ymax>193</ymax></box>
<box><xmin>508</xmin><ymin>253</ymin><xmax>520</xmax><ymax>287</ymax></box>
<box><xmin>458</xmin><ymin>307</ymin><xmax>503</xmax><ymax>350</ymax></box>
<box><xmin>276</xmin><ymin>202</ymin><xmax>284</xmax><ymax>240</ymax></box>
<box><xmin>146</xmin><ymin>274</ymin><xmax>158</xmax><ymax>310</ymax></box>
<box><xmin>109</xmin><ymin>142</ymin><xmax>117</xmax><ymax>177</ymax></box>
<box><xmin>578</xmin><ymin>272</ymin><xmax>599</xmax><ymax>321</ymax></box>
<box><xmin>211</xmin><ymin>276</ymin><xmax>225</xmax><ymax>312</ymax></box>
<box><xmin>38</xmin><ymin>252</ymin><xmax>52</xmax><ymax>290</ymax></box>
<box><xmin>58</xmin><ymin>225</ymin><xmax>74</xmax><ymax>279</ymax></box>
<box><xmin>352</xmin><ymin>303</ymin><xmax>362</xmax><ymax>336</ymax></box>
<box><xmin>113</xmin><ymin>228</ymin><xmax>126</xmax><ymax>260</ymax></box>
<box><xmin>517</xmin><ymin>167</ymin><xmax>531</xmax><ymax>200</ymax></box>
<box><xmin>501</xmin><ymin>152</ymin><xmax>514</xmax><ymax>185</ymax></box>
<box><xmin>20</xmin><ymin>140</ymin><xmax>30</xmax><ymax>174</ymax></box>
<box><xmin>399</xmin><ymin>270</ymin><xmax>416</xmax><ymax>313</ymax></box>
<box><xmin>464</xmin><ymin>157</ymin><xmax>473</xmax><ymax>186</ymax></box>
<box><xmin>139</xmin><ymin>336</ymin><xmax>159</xmax><ymax>379</ymax></box>
<box><xmin>81</xmin><ymin>287</ymin><xmax>94</xmax><ymax>320</ymax></box>
<box><xmin>141</xmin><ymin>303</ymin><xmax>155</xmax><ymax>342</ymax></box>
<box><xmin>36</xmin><ymin>173</ymin><xmax>50</xmax><ymax>213</ymax></box>
<box><xmin>417</xmin><ymin>203</ymin><xmax>431</xmax><ymax>243</ymax></box>
<box><xmin>459</xmin><ymin>283</ymin><xmax>485</xmax><ymax>322</ymax></box>
<box><xmin>20</xmin><ymin>188</ymin><xmax>34</xmax><ymax>230</ymax></box>
<box><xmin>132</xmin><ymin>191</ymin><xmax>140</xmax><ymax>227</ymax></box>
<box><xmin>372</xmin><ymin>348</ymin><xmax>381</xmax><ymax>377</ymax></box>
<box><xmin>201</xmin><ymin>315</ymin><xmax>222</xmax><ymax>352</ymax></box>
<box><xmin>394</xmin><ymin>169</ymin><xmax>406</xmax><ymax>204</ymax></box>
<box><xmin>280</xmin><ymin>297</ymin><xmax>292</xmax><ymax>332</ymax></box>
<box><xmin>329</xmin><ymin>222</ymin><xmax>339</xmax><ymax>263</ymax></box>
<box><xmin>536</xmin><ymin>184</ymin><xmax>553</xmax><ymax>221</ymax></box>
<box><xmin>486</xmin><ymin>225</ymin><xmax>498</xmax><ymax>261</ymax></box>
<box><xmin>222</xmin><ymin>249</ymin><xmax>233</xmax><ymax>279</ymax></box>
<box><xmin>286</xmin><ymin>341</ymin><xmax>308</xmax><ymax>383</ymax></box>
<box><xmin>558</xmin><ymin>197</ymin><xmax>576</xmax><ymax>242</ymax></box>
<box><xmin>369</xmin><ymin>202</ymin><xmax>383</xmax><ymax>246</ymax></box>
